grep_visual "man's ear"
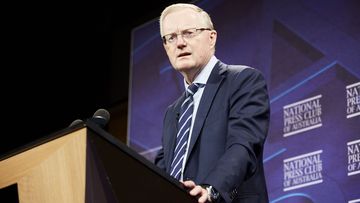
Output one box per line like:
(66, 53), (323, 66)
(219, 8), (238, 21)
(209, 30), (217, 47)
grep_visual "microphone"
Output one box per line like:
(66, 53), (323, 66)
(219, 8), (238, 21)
(88, 108), (110, 128)
(69, 119), (84, 127)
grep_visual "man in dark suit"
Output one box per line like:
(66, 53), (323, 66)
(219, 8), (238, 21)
(154, 3), (270, 203)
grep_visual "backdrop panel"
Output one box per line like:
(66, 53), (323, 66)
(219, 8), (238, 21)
(128, 0), (360, 202)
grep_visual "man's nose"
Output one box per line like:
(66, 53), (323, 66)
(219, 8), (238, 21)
(176, 34), (187, 46)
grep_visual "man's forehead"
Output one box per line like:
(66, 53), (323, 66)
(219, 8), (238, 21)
(163, 10), (202, 32)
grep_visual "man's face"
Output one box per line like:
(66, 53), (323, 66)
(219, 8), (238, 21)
(162, 9), (216, 75)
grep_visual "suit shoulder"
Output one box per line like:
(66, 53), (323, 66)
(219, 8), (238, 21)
(227, 64), (251, 73)
(225, 64), (264, 79)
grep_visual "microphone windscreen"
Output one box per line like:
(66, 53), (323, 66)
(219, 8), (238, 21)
(69, 119), (83, 127)
(91, 108), (110, 128)
(93, 108), (110, 121)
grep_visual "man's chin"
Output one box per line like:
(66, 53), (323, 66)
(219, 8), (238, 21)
(175, 61), (194, 70)
(175, 66), (193, 72)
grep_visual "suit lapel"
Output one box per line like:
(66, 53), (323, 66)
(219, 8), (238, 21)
(186, 62), (227, 160)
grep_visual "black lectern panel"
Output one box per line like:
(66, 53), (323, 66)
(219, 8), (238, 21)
(86, 121), (197, 203)
(0, 184), (19, 203)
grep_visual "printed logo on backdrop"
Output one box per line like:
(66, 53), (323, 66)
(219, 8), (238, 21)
(283, 95), (322, 137)
(283, 150), (323, 191)
(346, 82), (360, 119)
(347, 139), (360, 176)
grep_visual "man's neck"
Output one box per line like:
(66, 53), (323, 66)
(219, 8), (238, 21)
(183, 55), (215, 84)
(183, 66), (204, 84)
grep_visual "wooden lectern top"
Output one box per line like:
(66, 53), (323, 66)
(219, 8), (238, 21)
(0, 121), (197, 203)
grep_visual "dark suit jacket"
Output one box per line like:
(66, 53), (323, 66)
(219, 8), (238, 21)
(155, 60), (270, 203)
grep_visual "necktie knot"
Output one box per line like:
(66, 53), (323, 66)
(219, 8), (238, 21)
(186, 83), (204, 97)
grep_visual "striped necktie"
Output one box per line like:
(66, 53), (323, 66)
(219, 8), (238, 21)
(170, 83), (203, 180)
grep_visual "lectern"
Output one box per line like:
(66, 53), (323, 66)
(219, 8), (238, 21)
(0, 121), (197, 203)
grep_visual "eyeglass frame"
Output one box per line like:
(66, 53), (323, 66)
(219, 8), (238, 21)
(162, 28), (212, 45)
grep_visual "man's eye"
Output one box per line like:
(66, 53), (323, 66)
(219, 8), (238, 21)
(183, 31), (194, 37)
(168, 35), (176, 41)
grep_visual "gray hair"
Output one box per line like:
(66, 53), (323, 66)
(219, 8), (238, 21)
(159, 3), (214, 37)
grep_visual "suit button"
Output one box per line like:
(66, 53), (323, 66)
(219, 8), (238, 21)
(184, 177), (193, 181)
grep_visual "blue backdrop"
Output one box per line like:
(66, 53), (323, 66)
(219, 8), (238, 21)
(128, 0), (360, 202)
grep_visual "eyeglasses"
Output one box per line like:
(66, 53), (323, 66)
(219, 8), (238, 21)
(162, 28), (211, 44)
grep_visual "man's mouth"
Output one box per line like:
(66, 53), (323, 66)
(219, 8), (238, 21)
(178, 52), (191, 58)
